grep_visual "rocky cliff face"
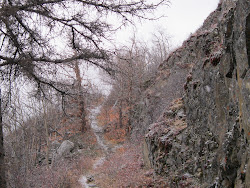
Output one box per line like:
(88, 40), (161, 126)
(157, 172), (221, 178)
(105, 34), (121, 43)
(143, 0), (249, 187)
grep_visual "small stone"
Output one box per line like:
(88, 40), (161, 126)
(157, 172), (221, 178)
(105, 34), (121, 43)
(87, 175), (94, 183)
(208, 132), (213, 136)
(205, 85), (211, 93)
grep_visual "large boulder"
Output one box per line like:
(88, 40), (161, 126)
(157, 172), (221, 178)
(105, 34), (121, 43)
(55, 140), (74, 159)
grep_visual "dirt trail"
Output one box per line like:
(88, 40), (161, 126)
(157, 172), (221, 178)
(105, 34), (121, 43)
(79, 106), (113, 188)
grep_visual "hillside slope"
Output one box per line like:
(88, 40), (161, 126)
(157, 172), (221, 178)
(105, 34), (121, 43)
(142, 0), (249, 187)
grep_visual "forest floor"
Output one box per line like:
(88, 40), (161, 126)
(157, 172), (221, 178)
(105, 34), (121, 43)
(26, 105), (168, 188)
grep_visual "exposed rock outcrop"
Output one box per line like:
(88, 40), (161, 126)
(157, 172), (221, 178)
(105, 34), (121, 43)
(143, 0), (249, 187)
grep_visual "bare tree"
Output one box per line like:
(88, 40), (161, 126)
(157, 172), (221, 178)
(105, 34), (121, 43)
(0, 0), (169, 94)
(145, 27), (172, 78)
(101, 28), (171, 136)
(0, 0), (169, 185)
(106, 38), (149, 135)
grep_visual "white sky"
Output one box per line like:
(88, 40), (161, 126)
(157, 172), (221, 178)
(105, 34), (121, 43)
(89, 0), (220, 93)
(115, 0), (220, 47)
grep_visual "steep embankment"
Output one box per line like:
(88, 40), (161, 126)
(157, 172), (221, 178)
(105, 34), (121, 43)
(143, 0), (249, 187)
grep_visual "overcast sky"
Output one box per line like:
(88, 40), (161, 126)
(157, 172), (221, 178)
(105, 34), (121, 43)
(88, 0), (221, 93)
(115, 0), (220, 47)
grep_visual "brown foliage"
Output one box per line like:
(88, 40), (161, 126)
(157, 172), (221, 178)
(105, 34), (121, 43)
(97, 105), (128, 144)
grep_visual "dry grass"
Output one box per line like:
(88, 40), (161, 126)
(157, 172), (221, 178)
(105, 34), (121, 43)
(93, 142), (169, 188)
(7, 129), (101, 188)
(104, 125), (126, 145)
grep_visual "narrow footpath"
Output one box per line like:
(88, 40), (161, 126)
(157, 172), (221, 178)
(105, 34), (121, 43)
(78, 105), (153, 188)
(79, 106), (114, 188)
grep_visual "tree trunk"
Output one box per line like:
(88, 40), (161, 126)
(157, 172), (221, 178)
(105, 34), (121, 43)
(42, 100), (50, 168)
(74, 62), (87, 132)
(0, 89), (6, 188)
(79, 100), (87, 132)
(126, 76), (133, 136)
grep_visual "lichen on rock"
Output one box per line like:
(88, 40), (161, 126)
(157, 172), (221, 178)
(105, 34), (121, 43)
(143, 0), (250, 187)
